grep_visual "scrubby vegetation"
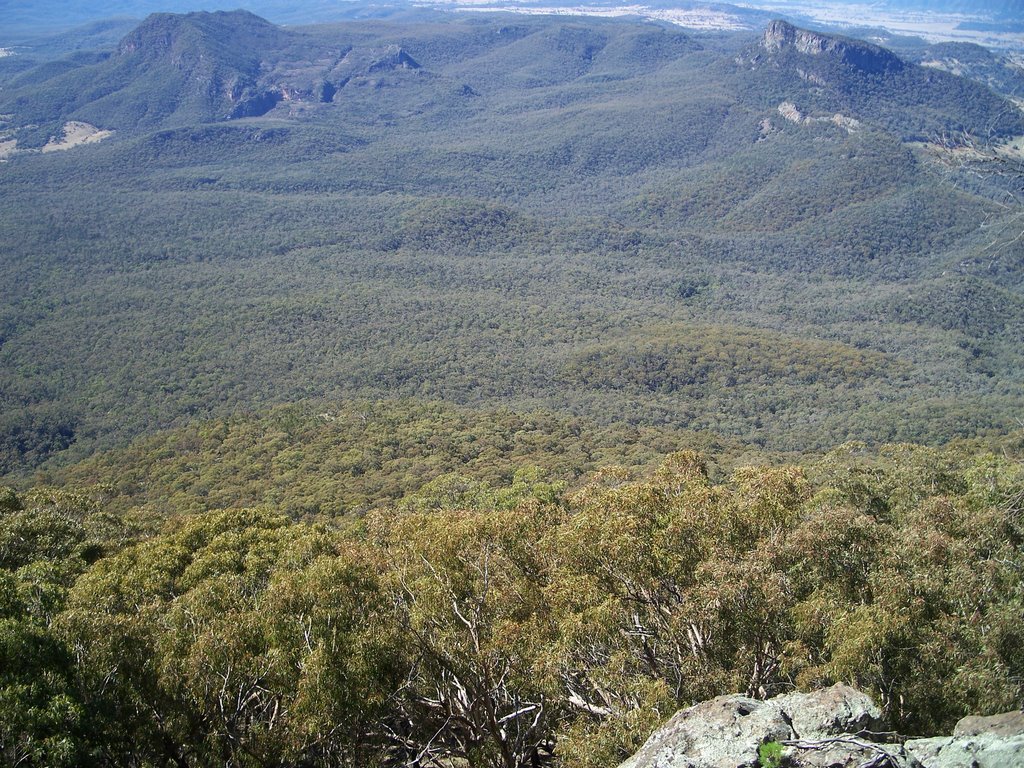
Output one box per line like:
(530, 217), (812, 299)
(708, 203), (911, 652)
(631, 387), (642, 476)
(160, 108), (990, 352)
(3, 438), (1023, 766)
(2, 12), (1023, 766)
(49, 399), (752, 520)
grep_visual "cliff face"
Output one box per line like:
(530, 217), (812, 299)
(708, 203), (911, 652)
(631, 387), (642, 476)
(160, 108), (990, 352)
(744, 19), (1024, 140)
(111, 11), (283, 122)
(760, 19), (904, 75)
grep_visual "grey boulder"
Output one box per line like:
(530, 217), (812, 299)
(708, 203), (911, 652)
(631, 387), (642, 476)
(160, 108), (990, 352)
(906, 710), (1024, 768)
(617, 683), (914, 768)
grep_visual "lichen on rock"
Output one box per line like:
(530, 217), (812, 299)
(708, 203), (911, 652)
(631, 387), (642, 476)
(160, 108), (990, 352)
(615, 684), (1024, 768)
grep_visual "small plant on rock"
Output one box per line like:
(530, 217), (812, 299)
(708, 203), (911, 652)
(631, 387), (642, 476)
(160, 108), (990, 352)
(758, 740), (784, 768)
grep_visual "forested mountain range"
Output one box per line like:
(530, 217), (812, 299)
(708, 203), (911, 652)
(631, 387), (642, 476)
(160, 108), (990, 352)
(2, 11), (1023, 476)
(2, 9), (1024, 767)
(2, 12), (1021, 142)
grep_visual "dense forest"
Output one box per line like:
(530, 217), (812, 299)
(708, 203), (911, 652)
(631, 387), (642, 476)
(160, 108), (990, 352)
(2, 13), (1024, 476)
(3, 437), (1024, 766)
(2, 8), (1024, 767)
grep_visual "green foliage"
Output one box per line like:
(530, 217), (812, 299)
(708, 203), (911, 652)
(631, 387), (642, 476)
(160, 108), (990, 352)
(0, 602), (86, 768)
(759, 740), (784, 768)
(369, 503), (561, 767)
(783, 445), (1024, 733)
(58, 508), (398, 767)
(0, 13), (1023, 765)
(4, 436), (1024, 764)
(51, 400), (742, 520)
(744, 23), (1024, 140)
(1, 18), (1023, 476)
(0, 486), (122, 767)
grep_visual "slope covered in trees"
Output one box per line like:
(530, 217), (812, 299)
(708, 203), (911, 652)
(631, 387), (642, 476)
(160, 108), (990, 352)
(46, 399), (754, 521)
(2, 438), (1023, 766)
(2, 14), (1023, 476)
(2, 12), (1024, 765)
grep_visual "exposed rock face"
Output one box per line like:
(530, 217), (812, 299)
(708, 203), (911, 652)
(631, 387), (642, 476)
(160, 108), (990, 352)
(779, 686), (880, 739)
(775, 101), (860, 133)
(227, 89), (282, 119)
(743, 19), (1024, 141)
(616, 693), (790, 768)
(906, 710), (1024, 768)
(115, 14), (426, 121)
(777, 101), (802, 123)
(760, 19), (904, 75)
(954, 711), (1024, 739)
(367, 45), (420, 73)
(906, 735), (1024, 767)
(617, 686), (1024, 768)
(616, 683), (915, 768)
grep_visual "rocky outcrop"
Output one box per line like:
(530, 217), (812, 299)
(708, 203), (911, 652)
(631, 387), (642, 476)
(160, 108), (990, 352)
(367, 46), (420, 73)
(227, 89), (282, 119)
(744, 19), (1024, 140)
(955, 711), (1024, 738)
(759, 20), (904, 75)
(617, 684), (913, 768)
(775, 101), (860, 132)
(906, 711), (1024, 768)
(618, 686), (1024, 768)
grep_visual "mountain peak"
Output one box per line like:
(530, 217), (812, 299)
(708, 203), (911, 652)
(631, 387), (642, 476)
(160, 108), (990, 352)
(117, 10), (282, 60)
(760, 19), (904, 74)
(367, 45), (421, 73)
(748, 19), (1024, 141)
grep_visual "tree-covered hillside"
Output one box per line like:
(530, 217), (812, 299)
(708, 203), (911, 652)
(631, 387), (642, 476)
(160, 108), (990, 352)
(48, 399), (754, 521)
(2, 14), (1023, 477)
(3, 436), (1023, 766)
(2, 12), (1024, 766)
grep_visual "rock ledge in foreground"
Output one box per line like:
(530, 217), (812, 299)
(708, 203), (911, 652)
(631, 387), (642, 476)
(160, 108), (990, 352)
(617, 684), (1024, 768)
